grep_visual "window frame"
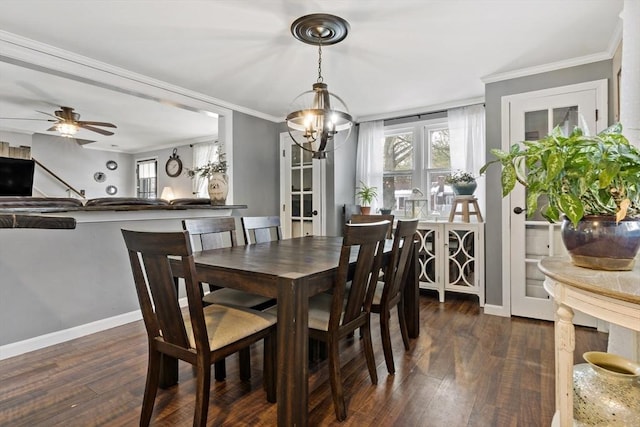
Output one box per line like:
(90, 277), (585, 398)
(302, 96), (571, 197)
(136, 158), (158, 199)
(383, 117), (451, 217)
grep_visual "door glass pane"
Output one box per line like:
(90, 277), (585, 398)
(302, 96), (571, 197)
(291, 144), (300, 167)
(292, 194), (300, 217)
(302, 143), (313, 165)
(303, 168), (312, 191)
(292, 169), (301, 191)
(524, 110), (550, 221)
(303, 194), (312, 217)
(553, 106), (579, 135)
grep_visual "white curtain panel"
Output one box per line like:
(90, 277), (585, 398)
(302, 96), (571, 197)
(448, 104), (486, 215)
(355, 120), (385, 213)
(192, 142), (216, 197)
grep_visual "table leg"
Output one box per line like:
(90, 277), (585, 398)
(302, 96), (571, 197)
(277, 274), (309, 427)
(556, 303), (575, 427)
(403, 241), (420, 338)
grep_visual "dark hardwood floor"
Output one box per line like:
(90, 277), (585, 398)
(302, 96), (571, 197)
(0, 292), (607, 426)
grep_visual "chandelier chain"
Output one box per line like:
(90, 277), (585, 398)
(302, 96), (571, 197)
(317, 42), (323, 83)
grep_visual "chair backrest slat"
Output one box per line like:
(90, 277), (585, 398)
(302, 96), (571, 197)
(333, 221), (388, 328)
(384, 219), (420, 303)
(241, 216), (282, 244)
(183, 217), (238, 250)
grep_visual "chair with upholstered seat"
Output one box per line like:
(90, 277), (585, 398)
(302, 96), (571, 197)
(121, 229), (276, 427)
(293, 220), (388, 421)
(370, 218), (419, 374)
(182, 217), (276, 381)
(241, 216), (282, 244)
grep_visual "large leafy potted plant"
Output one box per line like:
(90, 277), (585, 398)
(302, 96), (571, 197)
(356, 181), (378, 215)
(480, 123), (640, 270)
(187, 153), (229, 205)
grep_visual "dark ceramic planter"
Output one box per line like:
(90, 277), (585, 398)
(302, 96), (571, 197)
(452, 181), (477, 196)
(561, 216), (640, 271)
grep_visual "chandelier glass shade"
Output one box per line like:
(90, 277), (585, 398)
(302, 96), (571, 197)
(56, 122), (79, 137)
(286, 14), (353, 159)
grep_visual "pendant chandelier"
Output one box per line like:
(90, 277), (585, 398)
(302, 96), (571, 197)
(286, 14), (353, 159)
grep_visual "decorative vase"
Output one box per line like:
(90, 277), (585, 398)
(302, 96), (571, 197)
(452, 181), (477, 196)
(561, 216), (640, 271)
(207, 172), (228, 205)
(573, 351), (640, 426)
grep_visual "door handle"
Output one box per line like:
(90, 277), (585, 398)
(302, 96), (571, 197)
(312, 210), (318, 216)
(513, 206), (526, 215)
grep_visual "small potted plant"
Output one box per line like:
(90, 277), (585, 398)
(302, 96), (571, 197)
(356, 180), (378, 215)
(480, 123), (640, 270)
(445, 170), (477, 196)
(187, 153), (229, 205)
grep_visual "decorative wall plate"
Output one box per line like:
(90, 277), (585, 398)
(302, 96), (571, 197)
(94, 171), (106, 182)
(106, 160), (118, 170)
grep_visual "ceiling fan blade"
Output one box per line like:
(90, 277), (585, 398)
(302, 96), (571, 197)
(36, 110), (59, 119)
(0, 117), (50, 121)
(80, 124), (114, 136)
(78, 121), (117, 128)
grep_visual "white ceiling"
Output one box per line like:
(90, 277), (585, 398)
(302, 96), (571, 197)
(0, 0), (624, 152)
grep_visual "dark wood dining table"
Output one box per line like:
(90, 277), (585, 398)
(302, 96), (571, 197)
(168, 235), (419, 426)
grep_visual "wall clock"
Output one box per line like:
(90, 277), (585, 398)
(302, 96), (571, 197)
(165, 148), (183, 177)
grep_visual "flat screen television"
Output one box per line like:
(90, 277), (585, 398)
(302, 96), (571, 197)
(0, 157), (35, 196)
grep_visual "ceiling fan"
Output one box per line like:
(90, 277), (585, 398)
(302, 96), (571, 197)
(0, 106), (117, 138)
(42, 106), (117, 137)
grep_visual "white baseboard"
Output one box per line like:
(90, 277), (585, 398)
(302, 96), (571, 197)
(0, 297), (188, 361)
(483, 303), (510, 317)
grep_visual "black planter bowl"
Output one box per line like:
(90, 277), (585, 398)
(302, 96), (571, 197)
(561, 216), (640, 271)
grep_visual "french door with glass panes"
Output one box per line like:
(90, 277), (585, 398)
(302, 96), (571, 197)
(506, 80), (606, 324)
(279, 132), (325, 238)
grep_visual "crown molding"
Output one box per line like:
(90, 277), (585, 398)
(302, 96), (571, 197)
(481, 50), (613, 84)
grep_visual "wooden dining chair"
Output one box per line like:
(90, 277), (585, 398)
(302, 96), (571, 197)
(121, 229), (277, 427)
(182, 217), (276, 381)
(370, 218), (419, 374)
(292, 220), (388, 421)
(350, 213), (395, 238)
(241, 216), (282, 244)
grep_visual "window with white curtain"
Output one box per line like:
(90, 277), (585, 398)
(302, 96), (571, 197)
(383, 118), (451, 216)
(136, 158), (157, 198)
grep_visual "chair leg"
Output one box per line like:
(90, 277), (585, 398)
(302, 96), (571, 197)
(362, 320), (378, 385)
(193, 359), (211, 427)
(140, 349), (161, 427)
(379, 309), (396, 375)
(239, 348), (251, 381)
(397, 300), (410, 351)
(264, 330), (277, 403)
(214, 359), (226, 381)
(327, 337), (347, 421)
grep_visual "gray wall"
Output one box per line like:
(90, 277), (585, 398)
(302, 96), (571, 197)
(232, 111), (280, 216)
(135, 144), (196, 199)
(484, 60), (614, 306)
(31, 134), (134, 198)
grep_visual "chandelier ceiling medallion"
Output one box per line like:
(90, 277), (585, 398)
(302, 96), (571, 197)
(286, 14), (353, 159)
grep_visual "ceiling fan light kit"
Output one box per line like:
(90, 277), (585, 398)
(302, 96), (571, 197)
(286, 13), (353, 159)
